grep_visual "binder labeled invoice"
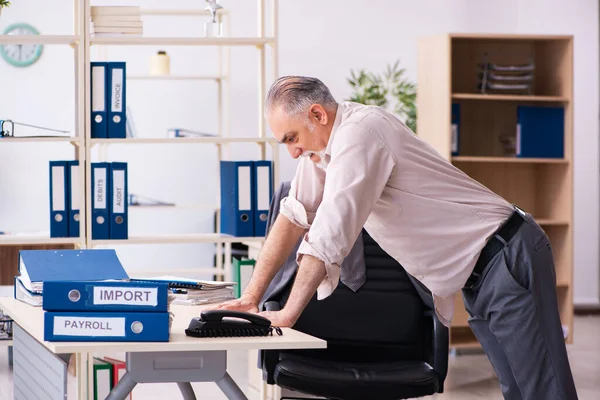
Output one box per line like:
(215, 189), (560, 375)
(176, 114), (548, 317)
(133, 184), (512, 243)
(107, 62), (126, 138)
(49, 160), (69, 237)
(220, 161), (254, 237)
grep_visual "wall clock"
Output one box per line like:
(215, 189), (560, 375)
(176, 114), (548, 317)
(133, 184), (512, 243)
(0, 23), (43, 67)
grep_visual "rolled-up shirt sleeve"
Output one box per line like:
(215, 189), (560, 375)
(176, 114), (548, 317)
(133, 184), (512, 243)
(279, 156), (326, 229)
(297, 122), (396, 299)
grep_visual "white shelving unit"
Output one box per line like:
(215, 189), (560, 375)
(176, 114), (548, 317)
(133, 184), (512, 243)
(0, 0), (279, 282)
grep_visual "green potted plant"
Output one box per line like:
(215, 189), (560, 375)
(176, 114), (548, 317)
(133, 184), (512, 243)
(346, 60), (417, 133)
(0, 1), (10, 16)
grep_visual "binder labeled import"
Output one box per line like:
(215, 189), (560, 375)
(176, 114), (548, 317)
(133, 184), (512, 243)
(42, 280), (169, 312)
(49, 161), (69, 238)
(220, 161), (254, 237)
(44, 311), (170, 342)
(91, 61), (108, 138)
(107, 62), (126, 139)
(252, 160), (273, 237)
(109, 162), (128, 239)
(92, 162), (111, 240)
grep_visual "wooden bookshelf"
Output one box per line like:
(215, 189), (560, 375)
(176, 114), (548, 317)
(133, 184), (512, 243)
(417, 33), (574, 347)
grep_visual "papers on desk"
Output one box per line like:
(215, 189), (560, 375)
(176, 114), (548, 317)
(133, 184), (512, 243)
(131, 275), (236, 305)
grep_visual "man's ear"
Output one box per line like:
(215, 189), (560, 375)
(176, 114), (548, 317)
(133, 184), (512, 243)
(310, 104), (328, 126)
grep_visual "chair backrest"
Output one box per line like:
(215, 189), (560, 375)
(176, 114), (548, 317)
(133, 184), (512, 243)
(281, 230), (427, 363)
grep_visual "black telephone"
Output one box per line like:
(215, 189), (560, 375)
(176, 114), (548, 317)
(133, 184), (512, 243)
(185, 310), (283, 338)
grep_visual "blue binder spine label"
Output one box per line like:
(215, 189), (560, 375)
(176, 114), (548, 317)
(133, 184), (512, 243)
(95, 168), (107, 211)
(54, 316), (125, 337)
(93, 286), (158, 306)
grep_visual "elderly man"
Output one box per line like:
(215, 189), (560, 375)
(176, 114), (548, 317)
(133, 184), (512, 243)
(214, 76), (578, 399)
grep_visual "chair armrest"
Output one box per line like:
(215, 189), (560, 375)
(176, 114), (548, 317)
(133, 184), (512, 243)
(260, 300), (282, 384)
(424, 310), (449, 388)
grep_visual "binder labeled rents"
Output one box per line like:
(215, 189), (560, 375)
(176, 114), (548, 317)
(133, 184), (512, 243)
(107, 62), (127, 139)
(109, 162), (128, 239)
(49, 161), (69, 238)
(42, 280), (169, 312)
(220, 161), (254, 237)
(91, 61), (108, 138)
(252, 160), (273, 237)
(67, 160), (81, 237)
(92, 162), (111, 239)
(44, 311), (170, 342)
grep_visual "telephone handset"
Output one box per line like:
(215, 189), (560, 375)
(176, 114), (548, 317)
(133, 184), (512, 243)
(185, 310), (283, 338)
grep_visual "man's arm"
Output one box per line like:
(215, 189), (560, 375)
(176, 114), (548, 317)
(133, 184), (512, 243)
(211, 214), (305, 312)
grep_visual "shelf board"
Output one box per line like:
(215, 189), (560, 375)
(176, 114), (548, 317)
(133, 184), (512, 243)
(90, 234), (266, 246)
(0, 340), (13, 347)
(130, 204), (217, 210)
(0, 236), (82, 246)
(127, 75), (223, 81)
(140, 8), (229, 16)
(91, 37), (274, 46)
(452, 156), (568, 164)
(452, 93), (569, 102)
(535, 219), (570, 226)
(91, 137), (276, 145)
(0, 35), (78, 45)
(0, 137), (79, 144)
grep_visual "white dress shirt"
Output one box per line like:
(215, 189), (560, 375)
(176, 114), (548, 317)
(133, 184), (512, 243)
(279, 101), (514, 326)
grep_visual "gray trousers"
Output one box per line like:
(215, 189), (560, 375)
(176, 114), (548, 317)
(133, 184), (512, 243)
(462, 212), (578, 400)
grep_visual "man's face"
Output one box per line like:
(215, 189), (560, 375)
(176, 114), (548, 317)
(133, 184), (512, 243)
(268, 105), (328, 163)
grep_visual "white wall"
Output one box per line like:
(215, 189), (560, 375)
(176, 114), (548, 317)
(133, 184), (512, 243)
(0, 0), (598, 305)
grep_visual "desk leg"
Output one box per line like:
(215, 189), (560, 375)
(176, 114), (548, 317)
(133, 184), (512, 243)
(216, 372), (247, 400)
(106, 372), (137, 400)
(177, 382), (197, 400)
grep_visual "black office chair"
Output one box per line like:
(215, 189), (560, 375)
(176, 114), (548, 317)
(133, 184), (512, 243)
(260, 230), (449, 400)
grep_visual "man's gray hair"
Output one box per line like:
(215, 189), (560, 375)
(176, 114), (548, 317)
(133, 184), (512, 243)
(265, 76), (338, 117)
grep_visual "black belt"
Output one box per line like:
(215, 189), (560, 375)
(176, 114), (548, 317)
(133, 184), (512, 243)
(464, 209), (525, 289)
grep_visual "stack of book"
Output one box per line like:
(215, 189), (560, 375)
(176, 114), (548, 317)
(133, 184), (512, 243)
(90, 6), (143, 37)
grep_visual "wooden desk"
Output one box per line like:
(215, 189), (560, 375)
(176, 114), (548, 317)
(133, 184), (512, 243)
(0, 297), (326, 399)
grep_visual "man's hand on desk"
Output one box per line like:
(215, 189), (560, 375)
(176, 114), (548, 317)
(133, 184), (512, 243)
(258, 309), (297, 328)
(206, 293), (260, 313)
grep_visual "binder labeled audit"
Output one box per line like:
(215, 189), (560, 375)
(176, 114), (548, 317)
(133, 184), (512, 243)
(109, 162), (128, 239)
(67, 160), (81, 237)
(91, 61), (108, 138)
(252, 160), (273, 237)
(220, 161), (254, 237)
(92, 162), (111, 239)
(49, 161), (69, 237)
(107, 62), (127, 139)
(44, 311), (170, 342)
(42, 280), (169, 312)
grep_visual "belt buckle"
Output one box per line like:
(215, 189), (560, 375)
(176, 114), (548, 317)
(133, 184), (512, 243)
(465, 271), (481, 289)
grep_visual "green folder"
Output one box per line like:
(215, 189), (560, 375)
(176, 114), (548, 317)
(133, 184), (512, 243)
(93, 357), (114, 400)
(232, 258), (256, 298)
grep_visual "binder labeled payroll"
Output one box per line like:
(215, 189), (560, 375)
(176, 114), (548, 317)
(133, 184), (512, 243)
(220, 161), (254, 237)
(91, 61), (108, 138)
(107, 62), (127, 139)
(109, 162), (128, 239)
(44, 311), (170, 342)
(49, 161), (69, 237)
(451, 103), (460, 156)
(42, 280), (169, 312)
(67, 160), (81, 237)
(18, 249), (129, 294)
(252, 161), (273, 237)
(516, 106), (564, 158)
(92, 162), (111, 239)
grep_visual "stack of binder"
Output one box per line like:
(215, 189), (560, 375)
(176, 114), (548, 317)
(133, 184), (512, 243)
(91, 61), (127, 139)
(90, 6), (143, 37)
(49, 160), (80, 238)
(91, 161), (129, 240)
(220, 160), (273, 237)
(14, 249), (130, 307)
(43, 280), (171, 342)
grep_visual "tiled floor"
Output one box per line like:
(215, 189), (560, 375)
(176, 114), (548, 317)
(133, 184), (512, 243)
(0, 315), (597, 399)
